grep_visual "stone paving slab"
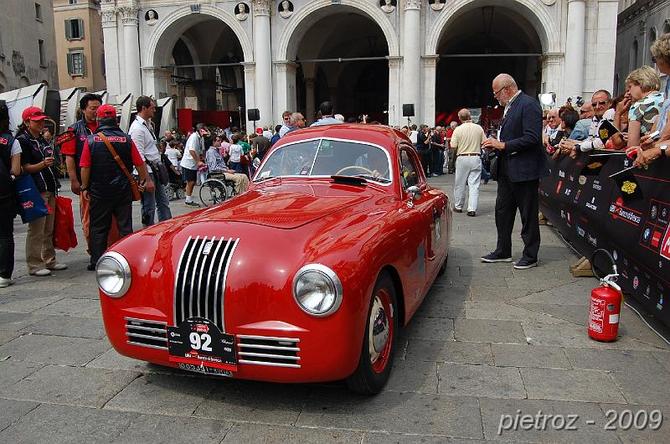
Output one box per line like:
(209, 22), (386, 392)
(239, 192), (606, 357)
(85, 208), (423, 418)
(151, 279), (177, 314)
(0, 330), (19, 346)
(437, 363), (526, 399)
(0, 291), (65, 313)
(296, 390), (484, 439)
(31, 297), (102, 319)
(454, 319), (527, 344)
(104, 373), (214, 416)
(113, 413), (232, 444)
(2, 365), (139, 408)
(0, 403), (135, 444)
(0, 333), (109, 365)
(0, 360), (43, 390)
(520, 368), (627, 404)
(491, 344), (572, 369)
(0, 399), (39, 434)
(599, 403), (669, 443)
(362, 432), (487, 443)
(194, 380), (310, 425)
(19, 314), (107, 339)
(222, 423), (363, 443)
(405, 339), (494, 365)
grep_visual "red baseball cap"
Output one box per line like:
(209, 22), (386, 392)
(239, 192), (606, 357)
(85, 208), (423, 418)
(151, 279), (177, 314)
(22, 106), (47, 122)
(96, 104), (117, 119)
(255, 127), (263, 135)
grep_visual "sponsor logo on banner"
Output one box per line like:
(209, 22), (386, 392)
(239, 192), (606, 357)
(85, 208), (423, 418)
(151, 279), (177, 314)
(573, 189), (582, 203)
(577, 225), (586, 237)
(661, 225), (670, 261)
(586, 197), (597, 211)
(587, 234), (597, 247)
(556, 180), (563, 195)
(593, 180), (602, 191)
(609, 198), (642, 226)
(558, 170), (565, 178)
(579, 175), (587, 185)
(652, 230), (662, 248)
(651, 205), (658, 220)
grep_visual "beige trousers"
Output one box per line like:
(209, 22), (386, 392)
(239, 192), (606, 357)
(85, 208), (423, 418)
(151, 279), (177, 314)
(26, 191), (56, 273)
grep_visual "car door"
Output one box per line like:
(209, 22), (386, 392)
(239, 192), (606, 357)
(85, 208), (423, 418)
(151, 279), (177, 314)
(397, 146), (438, 309)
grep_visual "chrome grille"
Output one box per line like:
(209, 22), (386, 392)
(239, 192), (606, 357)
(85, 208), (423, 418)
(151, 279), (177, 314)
(237, 335), (301, 368)
(125, 317), (167, 350)
(174, 236), (239, 332)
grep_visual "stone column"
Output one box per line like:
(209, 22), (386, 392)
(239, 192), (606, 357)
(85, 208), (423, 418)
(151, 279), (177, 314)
(119, 6), (142, 98)
(593, 0), (619, 93)
(252, 0), (273, 128)
(422, 55), (438, 127)
(243, 63), (256, 130)
(387, 57), (402, 126)
(563, 0), (586, 101)
(273, 61), (297, 122)
(305, 78), (316, 123)
(542, 53), (564, 101)
(402, 0), (422, 123)
(100, 7), (121, 102)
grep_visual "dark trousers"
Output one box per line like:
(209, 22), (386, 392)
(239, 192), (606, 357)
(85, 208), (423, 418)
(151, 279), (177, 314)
(494, 167), (541, 261)
(89, 195), (133, 266)
(0, 199), (16, 279)
(448, 148), (457, 173)
(418, 150), (431, 175)
(432, 148), (444, 175)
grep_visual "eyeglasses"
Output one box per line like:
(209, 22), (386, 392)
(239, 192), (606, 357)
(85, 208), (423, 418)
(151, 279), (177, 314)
(493, 85), (507, 97)
(591, 101), (608, 107)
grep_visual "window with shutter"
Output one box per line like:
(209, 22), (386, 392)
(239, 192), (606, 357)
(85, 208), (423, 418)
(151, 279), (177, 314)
(65, 18), (84, 40)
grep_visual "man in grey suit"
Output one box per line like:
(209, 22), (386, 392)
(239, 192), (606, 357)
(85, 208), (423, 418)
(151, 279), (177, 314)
(481, 74), (547, 269)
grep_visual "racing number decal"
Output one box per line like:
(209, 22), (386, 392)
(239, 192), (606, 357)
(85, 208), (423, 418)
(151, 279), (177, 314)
(189, 332), (213, 352)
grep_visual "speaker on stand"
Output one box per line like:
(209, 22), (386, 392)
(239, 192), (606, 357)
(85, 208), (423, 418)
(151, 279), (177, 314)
(247, 108), (260, 133)
(402, 104), (414, 126)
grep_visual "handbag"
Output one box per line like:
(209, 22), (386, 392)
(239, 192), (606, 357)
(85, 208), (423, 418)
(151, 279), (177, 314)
(14, 174), (50, 223)
(98, 132), (141, 201)
(53, 195), (78, 251)
(150, 160), (169, 186)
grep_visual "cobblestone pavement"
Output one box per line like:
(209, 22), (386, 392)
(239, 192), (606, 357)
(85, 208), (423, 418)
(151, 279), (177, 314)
(1, 176), (669, 443)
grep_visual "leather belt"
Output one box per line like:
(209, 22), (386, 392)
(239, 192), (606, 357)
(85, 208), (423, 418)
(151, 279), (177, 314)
(458, 153), (480, 156)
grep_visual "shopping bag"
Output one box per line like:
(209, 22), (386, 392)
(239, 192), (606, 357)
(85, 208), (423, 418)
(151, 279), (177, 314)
(53, 195), (78, 251)
(14, 174), (49, 223)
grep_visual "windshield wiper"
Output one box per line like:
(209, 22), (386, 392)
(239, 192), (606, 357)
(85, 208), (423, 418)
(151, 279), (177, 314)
(331, 175), (367, 186)
(253, 175), (276, 183)
(354, 174), (391, 184)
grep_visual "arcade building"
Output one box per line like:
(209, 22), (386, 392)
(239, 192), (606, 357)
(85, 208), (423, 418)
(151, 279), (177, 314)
(100, 0), (619, 129)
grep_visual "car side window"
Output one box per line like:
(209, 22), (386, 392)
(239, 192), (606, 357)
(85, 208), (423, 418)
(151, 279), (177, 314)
(399, 149), (420, 189)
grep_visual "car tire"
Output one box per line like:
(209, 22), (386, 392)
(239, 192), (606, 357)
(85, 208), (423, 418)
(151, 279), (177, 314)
(346, 271), (397, 395)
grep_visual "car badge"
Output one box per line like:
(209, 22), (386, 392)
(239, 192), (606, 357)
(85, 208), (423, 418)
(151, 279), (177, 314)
(202, 241), (214, 255)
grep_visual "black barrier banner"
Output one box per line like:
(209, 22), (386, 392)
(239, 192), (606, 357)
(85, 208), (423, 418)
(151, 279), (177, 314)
(540, 152), (670, 327)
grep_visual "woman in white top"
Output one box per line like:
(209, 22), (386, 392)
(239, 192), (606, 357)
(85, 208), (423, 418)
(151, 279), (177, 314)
(228, 134), (244, 174)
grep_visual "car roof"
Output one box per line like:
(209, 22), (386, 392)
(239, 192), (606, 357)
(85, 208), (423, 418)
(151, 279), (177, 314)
(278, 124), (411, 149)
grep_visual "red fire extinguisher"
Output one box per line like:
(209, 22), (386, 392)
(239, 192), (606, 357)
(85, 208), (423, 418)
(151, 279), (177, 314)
(588, 249), (623, 342)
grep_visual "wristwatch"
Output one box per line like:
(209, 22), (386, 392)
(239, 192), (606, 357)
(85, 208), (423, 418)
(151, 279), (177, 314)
(660, 144), (668, 156)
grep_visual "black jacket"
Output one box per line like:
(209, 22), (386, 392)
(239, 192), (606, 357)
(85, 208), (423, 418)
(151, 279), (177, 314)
(86, 124), (134, 200)
(498, 92), (548, 182)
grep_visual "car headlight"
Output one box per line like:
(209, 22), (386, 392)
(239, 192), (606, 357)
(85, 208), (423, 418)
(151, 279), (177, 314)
(96, 251), (131, 298)
(293, 264), (343, 317)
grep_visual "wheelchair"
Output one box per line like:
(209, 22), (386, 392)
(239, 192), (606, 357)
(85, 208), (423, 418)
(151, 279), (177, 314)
(199, 173), (238, 207)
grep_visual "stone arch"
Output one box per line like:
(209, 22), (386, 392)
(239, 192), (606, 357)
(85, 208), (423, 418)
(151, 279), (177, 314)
(276, 0), (400, 61)
(425, 0), (557, 56)
(144, 4), (254, 68)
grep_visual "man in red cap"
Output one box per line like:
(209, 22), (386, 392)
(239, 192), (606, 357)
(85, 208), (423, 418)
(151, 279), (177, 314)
(79, 104), (151, 270)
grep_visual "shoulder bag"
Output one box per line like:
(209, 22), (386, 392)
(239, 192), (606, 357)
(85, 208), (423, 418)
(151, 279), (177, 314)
(98, 132), (141, 201)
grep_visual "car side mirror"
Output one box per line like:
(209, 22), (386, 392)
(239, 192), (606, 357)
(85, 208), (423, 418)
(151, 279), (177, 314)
(407, 185), (422, 201)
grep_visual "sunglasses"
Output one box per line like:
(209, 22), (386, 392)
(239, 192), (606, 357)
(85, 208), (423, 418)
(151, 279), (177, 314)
(591, 100), (609, 107)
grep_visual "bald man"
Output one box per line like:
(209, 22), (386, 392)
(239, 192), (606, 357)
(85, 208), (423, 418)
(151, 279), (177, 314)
(481, 73), (547, 269)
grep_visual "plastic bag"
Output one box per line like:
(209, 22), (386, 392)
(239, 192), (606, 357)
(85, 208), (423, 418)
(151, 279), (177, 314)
(53, 195), (78, 251)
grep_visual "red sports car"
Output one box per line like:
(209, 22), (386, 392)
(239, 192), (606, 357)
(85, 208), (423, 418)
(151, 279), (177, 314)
(97, 124), (451, 394)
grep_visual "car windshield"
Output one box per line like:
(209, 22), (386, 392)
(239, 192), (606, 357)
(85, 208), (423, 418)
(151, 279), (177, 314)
(254, 138), (392, 184)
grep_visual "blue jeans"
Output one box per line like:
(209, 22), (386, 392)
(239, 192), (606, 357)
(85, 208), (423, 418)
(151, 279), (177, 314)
(141, 172), (172, 226)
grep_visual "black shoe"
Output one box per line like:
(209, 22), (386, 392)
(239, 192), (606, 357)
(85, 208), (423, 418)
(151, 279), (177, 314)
(481, 252), (512, 263)
(513, 258), (538, 269)
(453, 207), (463, 213)
(86, 264), (96, 271)
(467, 211), (476, 217)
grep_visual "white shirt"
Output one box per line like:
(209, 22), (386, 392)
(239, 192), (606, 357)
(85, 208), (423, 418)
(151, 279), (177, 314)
(228, 144), (243, 163)
(10, 139), (21, 156)
(409, 130), (418, 144)
(579, 108), (616, 152)
(181, 132), (203, 170)
(129, 115), (160, 171)
(279, 124), (291, 138)
(165, 147), (181, 167)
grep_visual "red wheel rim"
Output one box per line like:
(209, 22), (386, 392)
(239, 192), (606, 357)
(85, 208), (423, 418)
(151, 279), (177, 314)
(368, 288), (394, 373)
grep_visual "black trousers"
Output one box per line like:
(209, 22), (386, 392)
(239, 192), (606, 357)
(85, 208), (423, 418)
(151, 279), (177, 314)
(432, 148), (444, 175)
(89, 194), (133, 266)
(0, 199), (16, 279)
(494, 165), (541, 261)
(418, 150), (431, 175)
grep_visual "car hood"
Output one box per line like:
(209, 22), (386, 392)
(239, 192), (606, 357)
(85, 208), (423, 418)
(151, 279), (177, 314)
(190, 183), (376, 229)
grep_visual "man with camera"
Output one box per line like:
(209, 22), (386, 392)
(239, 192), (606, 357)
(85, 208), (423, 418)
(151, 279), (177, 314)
(129, 96), (172, 225)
